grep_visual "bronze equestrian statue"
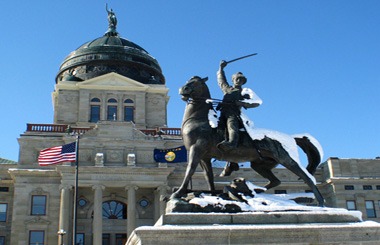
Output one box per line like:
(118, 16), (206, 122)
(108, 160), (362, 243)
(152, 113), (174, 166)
(171, 76), (325, 206)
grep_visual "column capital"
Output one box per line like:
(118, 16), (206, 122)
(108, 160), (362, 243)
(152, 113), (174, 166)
(125, 185), (138, 191)
(155, 185), (169, 191)
(155, 186), (169, 195)
(59, 184), (73, 191)
(92, 184), (105, 191)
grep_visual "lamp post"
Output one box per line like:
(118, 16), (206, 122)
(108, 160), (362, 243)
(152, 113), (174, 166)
(57, 229), (66, 245)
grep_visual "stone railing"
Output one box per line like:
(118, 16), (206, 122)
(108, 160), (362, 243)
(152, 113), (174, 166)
(139, 127), (181, 136)
(26, 124), (93, 134)
(26, 124), (181, 136)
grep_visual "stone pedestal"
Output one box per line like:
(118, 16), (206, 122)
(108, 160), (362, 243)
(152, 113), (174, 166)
(127, 210), (380, 244)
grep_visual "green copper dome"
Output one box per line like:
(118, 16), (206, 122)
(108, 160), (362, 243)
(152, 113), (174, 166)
(56, 8), (165, 84)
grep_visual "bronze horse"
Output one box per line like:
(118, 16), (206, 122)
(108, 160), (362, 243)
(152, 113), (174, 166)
(171, 76), (325, 206)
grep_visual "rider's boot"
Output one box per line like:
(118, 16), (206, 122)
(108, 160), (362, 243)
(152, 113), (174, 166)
(217, 122), (239, 151)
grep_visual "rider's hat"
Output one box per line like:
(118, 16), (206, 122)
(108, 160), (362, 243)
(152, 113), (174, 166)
(232, 72), (247, 84)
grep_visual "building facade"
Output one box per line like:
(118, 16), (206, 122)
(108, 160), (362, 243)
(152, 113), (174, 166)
(1, 11), (380, 245)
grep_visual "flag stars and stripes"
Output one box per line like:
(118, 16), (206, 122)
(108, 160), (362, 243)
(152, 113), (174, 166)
(38, 142), (76, 166)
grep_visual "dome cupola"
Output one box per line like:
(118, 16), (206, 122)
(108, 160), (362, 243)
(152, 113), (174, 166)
(56, 7), (165, 84)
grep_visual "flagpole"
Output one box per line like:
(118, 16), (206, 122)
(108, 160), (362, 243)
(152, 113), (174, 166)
(72, 134), (80, 245)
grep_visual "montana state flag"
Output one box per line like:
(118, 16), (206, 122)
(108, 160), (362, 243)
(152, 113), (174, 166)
(154, 146), (187, 163)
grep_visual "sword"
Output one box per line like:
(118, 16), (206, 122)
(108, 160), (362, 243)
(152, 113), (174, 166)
(226, 53), (257, 64)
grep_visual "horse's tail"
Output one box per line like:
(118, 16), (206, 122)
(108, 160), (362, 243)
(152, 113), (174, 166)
(293, 134), (324, 175)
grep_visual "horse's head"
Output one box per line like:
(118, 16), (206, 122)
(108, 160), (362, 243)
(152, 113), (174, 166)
(179, 76), (210, 101)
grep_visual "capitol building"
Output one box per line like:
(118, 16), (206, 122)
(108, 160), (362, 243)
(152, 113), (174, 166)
(0, 10), (379, 245)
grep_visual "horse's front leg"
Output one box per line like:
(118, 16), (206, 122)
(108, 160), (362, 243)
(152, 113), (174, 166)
(200, 158), (215, 191)
(170, 142), (204, 199)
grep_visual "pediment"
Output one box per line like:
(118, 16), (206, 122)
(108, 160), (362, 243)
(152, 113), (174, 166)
(77, 72), (150, 91)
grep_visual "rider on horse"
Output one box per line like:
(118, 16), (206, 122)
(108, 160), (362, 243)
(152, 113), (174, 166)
(216, 60), (261, 176)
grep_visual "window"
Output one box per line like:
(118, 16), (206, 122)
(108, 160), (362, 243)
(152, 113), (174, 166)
(363, 185), (373, 190)
(102, 201), (127, 219)
(90, 98), (101, 122)
(107, 98), (118, 120)
(116, 234), (127, 245)
(365, 201), (376, 218)
(107, 106), (117, 120)
(344, 185), (354, 190)
(78, 198), (88, 207)
(102, 233), (110, 245)
(0, 236), (4, 245)
(31, 195), (46, 215)
(90, 105), (100, 122)
(346, 200), (356, 210)
(29, 231), (44, 245)
(91, 98), (101, 102)
(76, 233), (85, 245)
(124, 107), (134, 122)
(0, 187), (9, 192)
(124, 99), (134, 122)
(0, 204), (7, 222)
(376, 185), (380, 190)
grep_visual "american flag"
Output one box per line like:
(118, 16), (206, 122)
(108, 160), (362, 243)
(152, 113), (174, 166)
(38, 142), (76, 166)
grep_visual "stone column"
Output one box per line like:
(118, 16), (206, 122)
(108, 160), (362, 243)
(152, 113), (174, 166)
(117, 94), (123, 122)
(101, 93), (106, 121)
(159, 186), (167, 216)
(134, 93), (146, 127)
(154, 188), (160, 222)
(154, 186), (167, 222)
(92, 185), (105, 245)
(58, 185), (72, 245)
(126, 186), (138, 236)
(355, 193), (366, 215)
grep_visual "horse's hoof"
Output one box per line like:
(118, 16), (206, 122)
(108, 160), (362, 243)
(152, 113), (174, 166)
(219, 167), (232, 177)
(219, 163), (239, 177)
(169, 193), (180, 200)
(170, 190), (186, 200)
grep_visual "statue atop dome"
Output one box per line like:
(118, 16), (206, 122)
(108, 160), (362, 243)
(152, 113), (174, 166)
(105, 4), (118, 36)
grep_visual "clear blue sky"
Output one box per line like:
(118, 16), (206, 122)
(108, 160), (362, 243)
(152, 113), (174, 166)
(1, 1), (379, 162)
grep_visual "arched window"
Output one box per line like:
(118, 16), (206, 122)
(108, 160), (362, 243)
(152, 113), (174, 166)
(90, 98), (101, 123)
(123, 99), (134, 122)
(91, 98), (101, 103)
(102, 200), (127, 219)
(107, 98), (118, 120)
